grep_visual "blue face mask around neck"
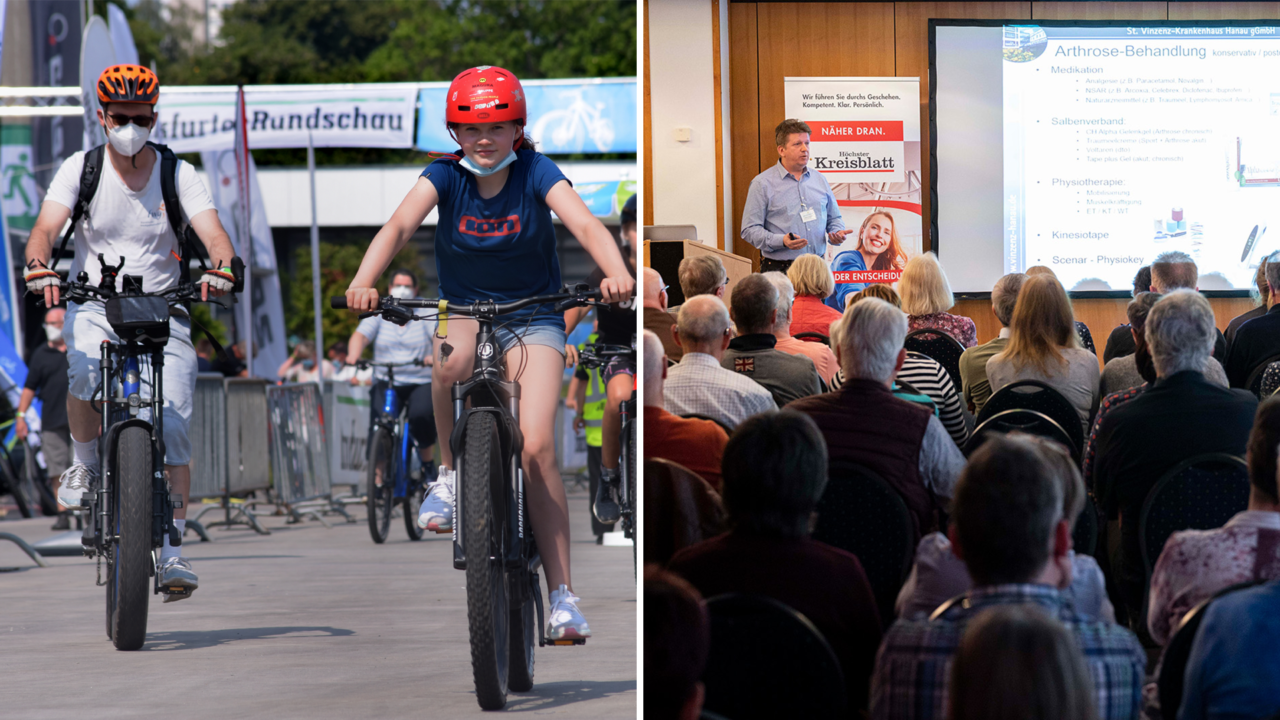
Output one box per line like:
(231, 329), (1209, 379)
(458, 147), (519, 177)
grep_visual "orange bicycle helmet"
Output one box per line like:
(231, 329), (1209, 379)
(97, 64), (159, 106)
(444, 66), (527, 149)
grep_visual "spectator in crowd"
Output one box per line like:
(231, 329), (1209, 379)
(948, 605), (1099, 720)
(1092, 290), (1257, 620)
(1102, 265), (1152, 363)
(280, 340), (334, 382)
(829, 299), (941, 415)
(15, 307), (71, 529)
(830, 210), (911, 309)
(674, 254), (727, 314)
(1025, 266), (1096, 353)
(987, 274), (1100, 434)
(645, 566), (710, 720)
(1146, 394), (1280, 645)
(643, 266), (682, 363)
(1178, 578), (1280, 720)
(762, 271), (838, 386)
(569, 316), (615, 541)
(665, 295), (776, 430)
(327, 339), (371, 384)
(642, 330), (728, 491)
(669, 410), (883, 712)
(960, 273), (1026, 414)
(1225, 259), (1270, 348)
(1109, 252), (1226, 362)
(900, 252), (977, 348)
(788, 297), (965, 540)
(740, 118), (850, 274)
(897, 434), (1114, 622)
(195, 338), (215, 372)
(849, 282), (898, 310)
(870, 434), (1146, 720)
(721, 274), (822, 407)
(214, 339), (254, 378)
(1100, 292), (1228, 398)
(786, 253), (843, 338)
(1226, 251), (1280, 388)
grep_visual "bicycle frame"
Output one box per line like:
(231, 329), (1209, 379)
(370, 364), (420, 501)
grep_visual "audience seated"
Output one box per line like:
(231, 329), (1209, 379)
(1025, 265), (1096, 354)
(645, 565), (710, 720)
(1178, 578), (1280, 720)
(848, 282), (898, 310)
(1092, 290), (1257, 620)
(788, 297), (965, 539)
(786, 254), (844, 338)
(645, 456), (728, 567)
(987, 274), (1100, 435)
(1226, 252), (1280, 388)
(1108, 252), (1227, 362)
(642, 330), (728, 490)
(896, 435), (1114, 622)
(1147, 395), (1280, 645)
(1100, 292), (1228, 398)
(1224, 259), (1270, 349)
(643, 266), (683, 363)
(870, 434), (1146, 720)
(1103, 265), (1152, 363)
(761, 271), (839, 385)
(664, 295), (777, 430)
(948, 605), (1100, 720)
(674, 254), (727, 315)
(668, 411), (883, 712)
(900, 252), (977, 348)
(960, 272), (1026, 415)
(721, 274), (822, 407)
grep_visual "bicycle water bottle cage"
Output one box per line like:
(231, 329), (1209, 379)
(106, 296), (170, 349)
(382, 302), (415, 327)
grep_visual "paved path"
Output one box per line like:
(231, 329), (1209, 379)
(0, 489), (636, 719)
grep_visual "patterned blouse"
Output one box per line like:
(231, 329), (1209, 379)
(908, 313), (978, 349)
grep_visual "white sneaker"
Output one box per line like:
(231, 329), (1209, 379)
(56, 462), (97, 511)
(417, 467), (455, 533)
(547, 584), (591, 641)
(158, 557), (198, 602)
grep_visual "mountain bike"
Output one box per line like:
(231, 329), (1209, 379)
(577, 341), (637, 580)
(359, 358), (430, 544)
(334, 284), (602, 710)
(66, 254), (241, 651)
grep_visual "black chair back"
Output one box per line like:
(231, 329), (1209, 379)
(1157, 579), (1269, 716)
(1073, 496), (1100, 558)
(904, 328), (965, 389)
(1247, 353), (1280, 398)
(1140, 453), (1250, 579)
(812, 461), (916, 623)
(962, 409), (1075, 460)
(703, 593), (847, 719)
(1261, 361), (1280, 399)
(793, 331), (829, 345)
(644, 458), (727, 567)
(977, 380), (1084, 459)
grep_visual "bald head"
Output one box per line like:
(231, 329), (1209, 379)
(643, 330), (666, 407)
(675, 295), (731, 358)
(643, 267), (666, 310)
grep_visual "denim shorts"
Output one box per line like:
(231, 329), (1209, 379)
(493, 324), (568, 357)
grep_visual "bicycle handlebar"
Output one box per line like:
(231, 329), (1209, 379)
(353, 358), (426, 370)
(331, 284), (605, 320)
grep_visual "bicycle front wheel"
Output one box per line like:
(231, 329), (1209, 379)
(110, 426), (152, 651)
(463, 412), (511, 710)
(627, 410), (637, 581)
(366, 428), (394, 544)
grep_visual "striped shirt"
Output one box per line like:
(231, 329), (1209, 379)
(831, 352), (969, 446)
(355, 305), (436, 385)
(664, 352), (777, 430)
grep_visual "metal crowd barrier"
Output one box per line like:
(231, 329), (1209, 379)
(189, 375), (271, 535)
(322, 380), (371, 503)
(266, 382), (350, 525)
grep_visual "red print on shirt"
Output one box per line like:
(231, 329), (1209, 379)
(459, 215), (521, 238)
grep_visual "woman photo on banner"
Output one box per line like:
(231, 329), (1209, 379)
(829, 209), (911, 309)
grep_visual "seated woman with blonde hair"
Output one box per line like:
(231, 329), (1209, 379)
(987, 274), (1101, 433)
(1025, 265), (1096, 354)
(899, 252), (977, 348)
(786, 254), (844, 339)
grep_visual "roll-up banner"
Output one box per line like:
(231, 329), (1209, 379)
(785, 77), (922, 288)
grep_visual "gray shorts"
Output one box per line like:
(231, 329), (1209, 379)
(63, 302), (195, 466)
(42, 427), (72, 479)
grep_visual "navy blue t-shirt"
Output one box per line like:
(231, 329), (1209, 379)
(422, 149), (569, 329)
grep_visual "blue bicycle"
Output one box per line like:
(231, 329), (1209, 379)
(361, 359), (430, 544)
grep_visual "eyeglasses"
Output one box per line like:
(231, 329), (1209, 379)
(659, 284), (669, 294)
(107, 112), (155, 129)
(722, 277), (730, 287)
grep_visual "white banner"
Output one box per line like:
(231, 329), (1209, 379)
(327, 381), (370, 488)
(201, 149), (288, 379)
(158, 85), (416, 152)
(785, 77), (924, 285)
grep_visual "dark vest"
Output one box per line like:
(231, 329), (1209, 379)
(789, 379), (937, 539)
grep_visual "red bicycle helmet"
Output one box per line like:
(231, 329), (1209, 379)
(97, 64), (159, 105)
(445, 66), (527, 149)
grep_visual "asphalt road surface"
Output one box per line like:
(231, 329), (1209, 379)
(0, 488), (637, 719)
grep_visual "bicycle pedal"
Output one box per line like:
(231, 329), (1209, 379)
(161, 586), (193, 603)
(548, 638), (586, 646)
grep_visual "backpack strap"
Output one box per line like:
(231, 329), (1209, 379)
(49, 144), (106, 273)
(152, 141), (211, 284)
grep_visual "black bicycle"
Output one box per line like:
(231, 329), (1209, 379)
(577, 341), (637, 580)
(358, 358), (430, 544)
(65, 254), (241, 651)
(334, 284), (602, 710)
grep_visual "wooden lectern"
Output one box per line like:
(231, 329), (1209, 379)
(644, 239), (753, 307)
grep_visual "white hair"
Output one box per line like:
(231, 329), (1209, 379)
(761, 271), (795, 329)
(1145, 289), (1215, 377)
(642, 330), (665, 405)
(834, 297), (908, 383)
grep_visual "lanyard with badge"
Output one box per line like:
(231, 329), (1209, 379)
(797, 179), (817, 225)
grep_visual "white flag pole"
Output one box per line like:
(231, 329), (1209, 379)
(307, 132), (323, 378)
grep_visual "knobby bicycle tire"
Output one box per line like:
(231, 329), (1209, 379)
(404, 470), (425, 541)
(111, 426), (152, 651)
(367, 428), (394, 544)
(507, 492), (536, 692)
(627, 413), (637, 581)
(463, 413), (511, 710)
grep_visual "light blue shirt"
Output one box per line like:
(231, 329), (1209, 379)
(355, 301), (436, 386)
(740, 161), (844, 261)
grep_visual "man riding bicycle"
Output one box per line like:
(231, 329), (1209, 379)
(23, 64), (239, 600)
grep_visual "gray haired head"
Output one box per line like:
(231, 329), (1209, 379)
(834, 297), (907, 383)
(1145, 289), (1215, 377)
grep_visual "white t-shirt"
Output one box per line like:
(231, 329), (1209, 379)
(44, 147), (217, 294)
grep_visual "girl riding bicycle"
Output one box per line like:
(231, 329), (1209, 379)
(345, 66), (634, 641)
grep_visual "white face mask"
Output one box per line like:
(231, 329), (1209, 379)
(107, 122), (150, 157)
(458, 148), (518, 177)
(388, 285), (414, 300)
(44, 324), (63, 343)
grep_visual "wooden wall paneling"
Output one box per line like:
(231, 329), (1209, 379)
(643, 0), (654, 226)
(1169, 2), (1280, 19)
(713, 0), (726, 250)
(728, 2), (761, 265)
(1031, 2), (1167, 20)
